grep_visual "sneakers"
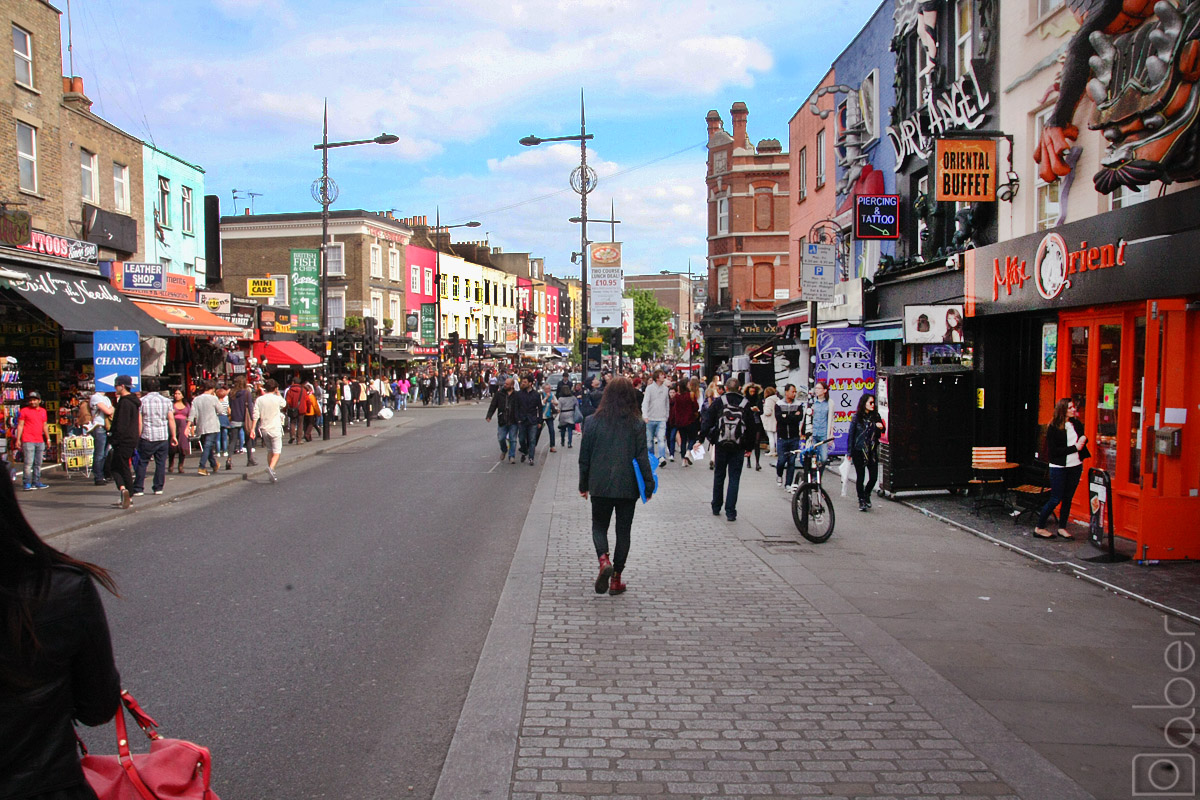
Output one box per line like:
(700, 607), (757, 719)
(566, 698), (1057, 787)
(858, 499), (869, 512)
(153, 490), (163, 495)
(669, 455), (675, 462)
(509, 457), (516, 464)
(197, 469), (210, 476)
(120, 488), (131, 509)
(595, 554), (613, 594)
(528, 459), (535, 467)
(776, 476), (784, 487)
(268, 467), (278, 483)
(22, 483), (32, 491)
(658, 458), (666, 468)
(520, 453), (526, 463)
(132, 491), (145, 497)
(608, 572), (627, 595)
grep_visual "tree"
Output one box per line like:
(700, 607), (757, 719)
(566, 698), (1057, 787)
(623, 288), (670, 360)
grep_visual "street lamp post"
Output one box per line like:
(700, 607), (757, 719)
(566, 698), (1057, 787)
(313, 100), (398, 439)
(520, 89), (595, 387)
(432, 209), (481, 404)
(660, 260), (695, 376)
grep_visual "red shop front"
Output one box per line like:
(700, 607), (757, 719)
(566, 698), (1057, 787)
(965, 187), (1200, 560)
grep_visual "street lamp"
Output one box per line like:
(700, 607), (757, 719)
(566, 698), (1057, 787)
(520, 89), (596, 387)
(660, 258), (695, 374)
(313, 100), (398, 439)
(432, 209), (481, 404)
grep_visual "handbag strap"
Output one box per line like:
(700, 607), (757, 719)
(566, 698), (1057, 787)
(114, 690), (163, 800)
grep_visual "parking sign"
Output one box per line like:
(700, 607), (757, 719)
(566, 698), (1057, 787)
(801, 243), (836, 302)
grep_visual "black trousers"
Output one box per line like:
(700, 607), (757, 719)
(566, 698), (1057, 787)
(110, 444), (136, 493)
(591, 496), (636, 573)
(852, 451), (879, 501)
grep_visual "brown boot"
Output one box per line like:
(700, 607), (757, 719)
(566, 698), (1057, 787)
(608, 572), (626, 595)
(594, 554), (613, 594)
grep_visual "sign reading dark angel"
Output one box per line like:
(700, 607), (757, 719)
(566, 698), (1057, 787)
(1036, 0), (1200, 192)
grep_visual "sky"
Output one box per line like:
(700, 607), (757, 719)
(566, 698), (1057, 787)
(62, 0), (884, 280)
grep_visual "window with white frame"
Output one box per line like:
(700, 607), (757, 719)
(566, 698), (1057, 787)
(268, 273), (289, 306)
(1034, 109), (1061, 231)
(16, 122), (36, 193)
(181, 186), (193, 234)
(389, 294), (400, 324)
(797, 146), (807, 201)
(370, 244), (382, 278)
(160, 257), (172, 272)
(955, 0), (972, 78)
(440, 273), (447, 299)
(157, 177), (171, 228)
(327, 293), (345, 330)
(816, 129), (826, 186)
(326, 242), (345, 276)
(80, 149), (97, 203)
(424, 267), (433, 295)
(1111, 184), (1151, 209)
(1037, 0), (1064, 18)
(716, 196), (729, 234)
(452, 275), (460, 300)
(411, 264), (420, 294)
(13, 25), (32, 88)
(388, 248), (400, 281)
(113, 163), (129, 211)
(370, 292), (383, 321)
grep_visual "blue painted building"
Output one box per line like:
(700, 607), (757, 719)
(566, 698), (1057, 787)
(832, 0), (897, 280)
(142, 144), (206, 288)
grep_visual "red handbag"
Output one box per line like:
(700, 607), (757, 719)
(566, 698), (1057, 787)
(79, 690), (220, 800)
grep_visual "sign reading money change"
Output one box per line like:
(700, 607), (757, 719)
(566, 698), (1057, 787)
(289, 249), (320, 331)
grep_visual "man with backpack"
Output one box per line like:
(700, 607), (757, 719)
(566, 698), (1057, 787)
(284, 377), (307, 444)
(701, 377), (758, 522)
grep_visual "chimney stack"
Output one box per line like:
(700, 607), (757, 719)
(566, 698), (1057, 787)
(730, 102), (749, 149)
(706, 110), (723, 140)
(62, 75), (92, 113)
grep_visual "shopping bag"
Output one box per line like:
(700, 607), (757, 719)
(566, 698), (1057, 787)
(632, 457), (658, 504)
(839, 456), (856, 497)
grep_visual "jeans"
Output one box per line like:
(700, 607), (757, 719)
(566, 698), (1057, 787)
(592, 496), (637, 573)
(198, 432), (219, 470)
(776, 436), (800, 486)
(1038, 464), (1083, 529)
(519, 421), (539, 463)
(677, 423), (698, 459)
(397, 393), (407, 410)
(852, 451), (879, 502)
(91, 426), (108, 482)
(217, 415), (230, 453)
(645, 419), (666, 461)
(711, 444), (744, 518)
(497, 423), (518, 459)
(558, 423), (574, 447)
(448, 386), (457, 403)
(133, 439), (169, 493)
(229, 423), (245, 452)
(666, 425), (677, 457)
(21, 442), (44, 486)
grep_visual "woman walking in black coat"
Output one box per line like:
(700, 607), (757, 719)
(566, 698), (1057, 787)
(1035, 397), (1089, 539)
(848, 393), (886, 512)
(578, 376), (655, 596)
(0, 473), (121, 799)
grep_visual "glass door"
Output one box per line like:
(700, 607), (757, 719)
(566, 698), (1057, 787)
(1094, 323), (1122, 476)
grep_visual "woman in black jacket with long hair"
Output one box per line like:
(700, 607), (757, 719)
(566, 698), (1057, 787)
(579, 376), (655, 597)
(1035, 397), (1089, 539)
(848, 393), (886, 512)
(0, 475), (121, 799)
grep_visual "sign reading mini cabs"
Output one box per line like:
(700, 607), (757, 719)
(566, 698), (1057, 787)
(247, 277), (278, 298)
(935, 138), (996, 202)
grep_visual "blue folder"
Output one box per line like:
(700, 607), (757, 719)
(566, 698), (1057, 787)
(632, 456), (658, 504)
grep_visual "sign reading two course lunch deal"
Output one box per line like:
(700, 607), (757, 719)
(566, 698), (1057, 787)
(589, 242), (623, 329)
(935, 138), (997, 202)
(93, 330), (140, 392)
(247, 277), (278, 298)
(289, 249), (320, 331)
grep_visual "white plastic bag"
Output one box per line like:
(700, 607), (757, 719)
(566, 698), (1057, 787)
(839, 456), (856, 497)
(690, 441), (706, 462)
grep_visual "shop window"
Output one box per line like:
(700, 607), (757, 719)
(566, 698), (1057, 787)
(80, 149), (97, 203)
(113, 163), (129, 211)
(326, 242), (345, 276)
(13, 25), (32, 88)
(16, 122), (36, 193)
(181, 187), (193, 234)
(1068, 324), (1089, 422)
(1035, 109), (1061, 230)
(157, 177), (171, 228)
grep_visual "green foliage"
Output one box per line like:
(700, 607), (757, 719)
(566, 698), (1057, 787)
(344, 315), (363, 331)
(623, 288), (670, 359)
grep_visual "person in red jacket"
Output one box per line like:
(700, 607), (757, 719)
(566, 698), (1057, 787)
(669, 380), (700, 466)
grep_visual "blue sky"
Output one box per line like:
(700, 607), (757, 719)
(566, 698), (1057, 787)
(63, 0), (883, 279)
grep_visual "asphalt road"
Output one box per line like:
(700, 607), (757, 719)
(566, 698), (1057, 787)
(68, 405), (539, 799)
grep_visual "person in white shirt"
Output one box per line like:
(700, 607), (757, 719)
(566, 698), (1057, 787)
(249, 378), (289, 483)
(88, 390), (114, 485)
(640, 370), (671, 467)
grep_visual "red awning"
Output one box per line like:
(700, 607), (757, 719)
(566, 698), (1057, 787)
(132, 300), (244, 336)
(254, 340), (323, 368)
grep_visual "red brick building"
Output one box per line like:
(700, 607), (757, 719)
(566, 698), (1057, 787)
(700, 102), (789, 375)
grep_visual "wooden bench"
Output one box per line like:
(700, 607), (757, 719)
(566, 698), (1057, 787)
(970, 446), (1013, 514)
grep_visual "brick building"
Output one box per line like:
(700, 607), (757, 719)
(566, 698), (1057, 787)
(701, 102), (789, 375)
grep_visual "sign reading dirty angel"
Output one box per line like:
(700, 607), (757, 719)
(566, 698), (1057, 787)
(289, 249), (320, 331)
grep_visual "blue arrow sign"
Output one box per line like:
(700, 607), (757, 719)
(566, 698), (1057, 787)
(93, 330), (141, 392)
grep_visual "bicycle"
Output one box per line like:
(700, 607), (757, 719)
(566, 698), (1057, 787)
(788, 437), (836, 543)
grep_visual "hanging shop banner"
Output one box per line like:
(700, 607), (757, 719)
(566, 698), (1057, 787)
(504, 322), (519, 354)
(589, 242), (623, 328)
(93, 330), (141, 392)
(815, 326), (875, 457)
(247, 277), (278, 298)
(935, 138), (997, 202)
(0, 209), (32, 247)
(621, 297), (635, 346)
(14, 229), (98, 263)
(801, 243), (836, 302)
(120, 261), (165, 292)
(289, 249), (320, 331)
(258, 306), (292, 334)
(197, 291), (232, 317)
(854, 195), (901, 239)
(420, 303), (437, 345)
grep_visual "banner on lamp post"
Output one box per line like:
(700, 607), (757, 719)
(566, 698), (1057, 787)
(589, 242), (623, 328)
(621, 297), (634, 346)
(289, 249), (320, 331)
(420, 303), (437, 345)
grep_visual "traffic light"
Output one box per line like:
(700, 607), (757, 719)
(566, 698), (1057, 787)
(521, 308), (536, 336)
(477, 333), (484, 356)
(448, 331), (460, 359)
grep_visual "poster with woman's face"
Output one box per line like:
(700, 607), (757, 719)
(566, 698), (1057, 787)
(903, 304), (965, 344)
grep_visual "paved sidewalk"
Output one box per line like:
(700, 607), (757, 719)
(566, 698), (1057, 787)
(437, 447), (1194, 800)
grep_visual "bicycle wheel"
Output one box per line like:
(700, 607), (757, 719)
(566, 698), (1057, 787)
(792, 483), (835, 543)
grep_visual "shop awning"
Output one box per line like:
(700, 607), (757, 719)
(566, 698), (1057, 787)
(380, 348), (410, 361)
(8, 267), (172, 336)
(553, 346), (570, 355)
(132, 300), (244, 336)
(256, 340), (323, 369)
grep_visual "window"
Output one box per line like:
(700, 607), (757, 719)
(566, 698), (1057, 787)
(388, 248), (400, 281)
(816, 129), (826, 186)
(716, 197), (729, 234)
(16, 122), (36, 193)
(80, 149), (97, 202)
(326, 242), (345, 276)
(370, 244), (382, 278)
(327, 293), (345, 330)
(452, 275), (460, 300)
(370, 292), (383, 321)
(160, 257), (172, 272)
(1111, 184), (1151, 209)
(955, 0), (973, 78)
(439, 273), (447, 299)
(424, 267), (433, 295)
(13, 25), (32, 88)
(1037, 0), (1064, 18)
(268, 273), (289, 306)
(181, 186), (193, 234)
(797, 147), (807, 201)
(389, 295), (400, 324)
(113, 163), (129, 211)
(157, 177), (171, 228)
(411, 264), (420, 293)
(1035, 109), (1061, 231)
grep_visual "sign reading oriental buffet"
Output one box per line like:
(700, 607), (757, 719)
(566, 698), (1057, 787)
(963, 186), (1200, 316)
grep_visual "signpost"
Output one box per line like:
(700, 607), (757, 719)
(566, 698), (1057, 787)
(801, 243), (836, 302)
(289, 249), (320, 331)
(93, 330), (140, 392)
